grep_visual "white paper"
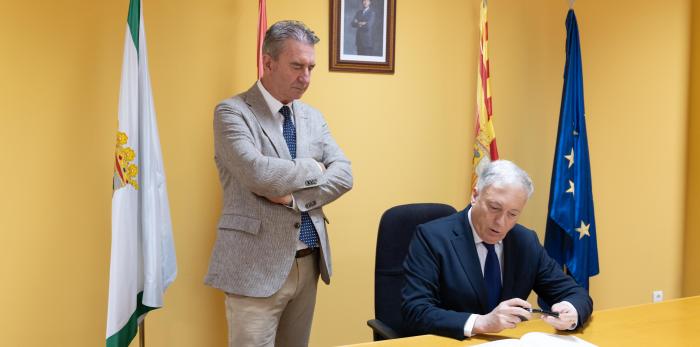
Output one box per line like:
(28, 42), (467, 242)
(472, 332), (597, 347)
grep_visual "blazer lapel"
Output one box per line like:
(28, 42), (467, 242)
(501, 232), (517, 300)
(450, 208), (490, 313)
(243, 85), (291, 160)
(291, 101), (309, 158)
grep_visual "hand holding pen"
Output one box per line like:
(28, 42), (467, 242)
(473, 298), (533, 334)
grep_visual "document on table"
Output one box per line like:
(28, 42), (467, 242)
(472, 332), (597, 347)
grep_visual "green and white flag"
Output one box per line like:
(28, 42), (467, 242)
(107, 1), (177, 346)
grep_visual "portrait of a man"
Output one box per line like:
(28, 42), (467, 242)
(342, 0), (385, 58)
(351, 0), (376, 55)
(331, 0), (395, 73)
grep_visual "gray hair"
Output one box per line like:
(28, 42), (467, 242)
(476, 160), (534, 198)
(262, 20), (320, 59)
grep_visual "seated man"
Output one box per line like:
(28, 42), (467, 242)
(401, 160), (592, 340)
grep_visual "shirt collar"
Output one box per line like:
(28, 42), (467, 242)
(256, 80), (292, 116)
(467, 207), (502, 246)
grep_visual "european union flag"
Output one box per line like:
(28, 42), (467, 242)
(544, 9), (599, 290)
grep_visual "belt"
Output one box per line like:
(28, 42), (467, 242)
(295, 248), (318, 258)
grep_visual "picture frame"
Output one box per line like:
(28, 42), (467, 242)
(329, 0), (396, 74)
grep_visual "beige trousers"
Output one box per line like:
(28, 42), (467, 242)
(225, 253), (320, 347)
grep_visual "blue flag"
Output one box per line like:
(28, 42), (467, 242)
(544, 9), (599, 290)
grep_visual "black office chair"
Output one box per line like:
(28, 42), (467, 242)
(366, 203), (457, 341)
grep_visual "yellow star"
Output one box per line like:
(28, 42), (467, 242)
(565, 148), (574, 168)
(575, 221), (591, 239)
(566, 180), (575, 195)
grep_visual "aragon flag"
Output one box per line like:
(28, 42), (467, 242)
(257, 0), (267, 79)
(106, 1), (177, 346)
(471, 0), (499, 197)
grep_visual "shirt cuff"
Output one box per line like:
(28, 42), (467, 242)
(560, 301), (579, 330)
(464, 314), (479, 337)
(285, 195), (297, 210)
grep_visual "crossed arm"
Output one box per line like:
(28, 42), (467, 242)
(214, 104), (352, 210)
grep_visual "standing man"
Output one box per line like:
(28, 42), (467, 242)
(351, 0), (376, 55)
(402, 160), (592, 340)
(205, 20), (353, 347)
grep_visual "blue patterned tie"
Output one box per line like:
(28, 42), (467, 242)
(280, 106), (319, 248)
(483, 242), (502, 312)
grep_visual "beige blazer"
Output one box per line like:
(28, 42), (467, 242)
(204, 84), (353, 297)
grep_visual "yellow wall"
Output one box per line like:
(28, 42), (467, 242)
(0, 0), (692, 346)
(489, 0), (690, 313)
(684, 0), (700, 296)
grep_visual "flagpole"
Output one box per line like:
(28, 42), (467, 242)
(139, 320), (145, 347)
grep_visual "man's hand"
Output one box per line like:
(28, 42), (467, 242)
(266, 194), (292, 205)
(472, 298), (532, 334)
(541, 301), (578, 330)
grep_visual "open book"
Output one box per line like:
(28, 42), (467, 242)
(474, 332), (597, 347)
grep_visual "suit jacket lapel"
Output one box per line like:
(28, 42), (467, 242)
(243, 84), (291, 160)
(292, 101), (309, 158)
(450, 208), (489, 313)
(501, 232), (517, 300)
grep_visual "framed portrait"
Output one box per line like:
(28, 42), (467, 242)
(329, 0), (396, 73)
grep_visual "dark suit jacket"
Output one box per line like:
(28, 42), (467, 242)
(351, 7), (375, 53)
(401, 207), (592, 340)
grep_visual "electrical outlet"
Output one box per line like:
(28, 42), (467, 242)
(653, 290), (663, 303)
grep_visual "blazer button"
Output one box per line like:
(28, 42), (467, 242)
(294, 222), (301, 228)
(305, 179), (317, 186)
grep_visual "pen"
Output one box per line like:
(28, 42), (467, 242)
(525, 308), (560, 318)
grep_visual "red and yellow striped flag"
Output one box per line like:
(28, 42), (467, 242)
(471, 0), (499, 196)
(257, 0), (267, 79)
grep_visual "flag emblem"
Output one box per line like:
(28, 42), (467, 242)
(113, 131), (139, 191)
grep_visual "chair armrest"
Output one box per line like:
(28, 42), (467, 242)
(367, 319), (401, 340)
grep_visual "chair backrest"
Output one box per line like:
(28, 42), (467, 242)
(373, 203), (457, 338)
